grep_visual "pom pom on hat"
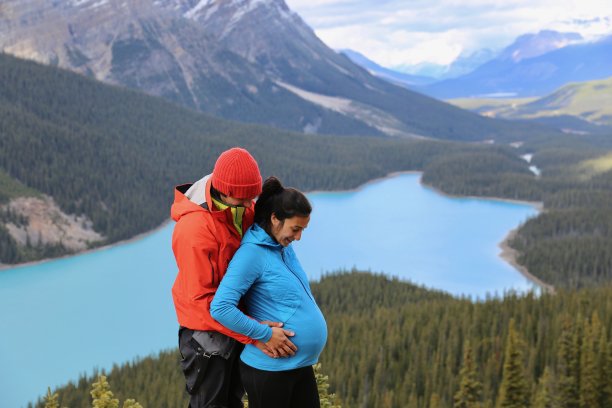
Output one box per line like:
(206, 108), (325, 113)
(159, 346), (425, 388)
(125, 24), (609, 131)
(212, 148), (262, 199)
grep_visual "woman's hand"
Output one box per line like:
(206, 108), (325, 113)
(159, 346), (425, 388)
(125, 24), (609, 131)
(264, 326), (297, 358)
(255, 321), (297, 358)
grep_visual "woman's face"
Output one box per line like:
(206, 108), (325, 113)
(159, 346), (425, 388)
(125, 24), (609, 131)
(271, 214), (310, 247)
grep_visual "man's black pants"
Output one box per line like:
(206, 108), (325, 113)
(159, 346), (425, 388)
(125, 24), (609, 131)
(179, 327), (244, 408)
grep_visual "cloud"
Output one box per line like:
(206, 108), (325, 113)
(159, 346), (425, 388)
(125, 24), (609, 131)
(285, 0), (612, 68)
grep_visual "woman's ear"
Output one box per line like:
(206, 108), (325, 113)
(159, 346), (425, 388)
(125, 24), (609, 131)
(271, 213), (280, 227)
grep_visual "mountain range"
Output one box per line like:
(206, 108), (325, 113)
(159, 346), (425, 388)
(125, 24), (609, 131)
(344, 30), (611, 101)
(420, 32), (612, 99)
(393, 48), (498, 80)
(0, 0), (557, 141)
(340, 49), (436, 86)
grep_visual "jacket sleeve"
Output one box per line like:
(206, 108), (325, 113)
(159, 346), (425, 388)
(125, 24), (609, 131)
(172, 217), (256, 344)
(210, 245), (273, 342)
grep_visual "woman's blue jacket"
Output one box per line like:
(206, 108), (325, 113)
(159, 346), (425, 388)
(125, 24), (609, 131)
(210, 223), (327, 371)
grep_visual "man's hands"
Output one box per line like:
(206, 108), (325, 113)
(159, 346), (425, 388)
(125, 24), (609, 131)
(256, 321), (297, 358)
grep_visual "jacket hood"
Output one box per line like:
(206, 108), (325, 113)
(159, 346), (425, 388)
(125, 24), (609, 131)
(171, 174), (213, 222)
(243, 224), (282, 249)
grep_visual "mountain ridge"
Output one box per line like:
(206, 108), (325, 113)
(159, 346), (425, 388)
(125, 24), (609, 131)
(0, 0), (560, 141)
(421, 34), (612, 99)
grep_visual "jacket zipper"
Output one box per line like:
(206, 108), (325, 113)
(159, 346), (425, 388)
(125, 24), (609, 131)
(281, 248), (314, 301)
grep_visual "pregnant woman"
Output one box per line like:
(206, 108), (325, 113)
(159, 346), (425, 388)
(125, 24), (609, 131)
(211, 176), (328, 408)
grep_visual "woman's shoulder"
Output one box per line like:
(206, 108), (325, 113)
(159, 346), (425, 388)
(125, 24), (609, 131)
(230, 237), (272, 272)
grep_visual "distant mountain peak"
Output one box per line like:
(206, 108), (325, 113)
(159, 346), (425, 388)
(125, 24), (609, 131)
(499, 29), (583, 62)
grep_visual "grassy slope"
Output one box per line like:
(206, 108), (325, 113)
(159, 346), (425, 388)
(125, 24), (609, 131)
(447, 76), (612, 125)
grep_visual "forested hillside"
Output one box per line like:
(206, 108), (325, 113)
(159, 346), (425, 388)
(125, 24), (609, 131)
(2, 53), (612, 289)
(0, 53), (519, 264)
(34, 272), (612, 408)
(422, 132), (612, 288)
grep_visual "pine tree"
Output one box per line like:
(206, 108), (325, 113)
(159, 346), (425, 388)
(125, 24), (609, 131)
(557, 318), (580, 408)
(603, 340), (612, 408)
(90, 375), (142, 408)
(314, 363), (342, 408)
(454, 342), (483, 408)
(43, 388), (60, 408)
(90, 376), (119, 408)
(430, 393), (442, 408)
(532, 367), (555, 408)
(579, 318), (599, 408)
(121, 400), (143, 408)
(497, 320), (530, 408)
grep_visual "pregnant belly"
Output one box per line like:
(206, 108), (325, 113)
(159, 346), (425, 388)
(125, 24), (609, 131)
(285, 303), (328, 362)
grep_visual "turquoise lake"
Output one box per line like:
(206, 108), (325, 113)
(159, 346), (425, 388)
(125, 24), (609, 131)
(0, 173), (539, 407)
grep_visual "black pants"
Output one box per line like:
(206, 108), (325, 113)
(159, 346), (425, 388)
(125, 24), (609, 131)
(179, 328), (244, 408)
(240, 361), (321, 408)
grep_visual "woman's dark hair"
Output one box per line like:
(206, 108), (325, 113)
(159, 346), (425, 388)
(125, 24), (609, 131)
(254, 176), (312, 236)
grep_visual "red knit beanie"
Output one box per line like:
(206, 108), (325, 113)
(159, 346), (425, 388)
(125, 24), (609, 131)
(211, 148), (262, 199)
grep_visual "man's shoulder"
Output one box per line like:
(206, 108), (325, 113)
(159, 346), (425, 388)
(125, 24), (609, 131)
(173, 211), (216, 240)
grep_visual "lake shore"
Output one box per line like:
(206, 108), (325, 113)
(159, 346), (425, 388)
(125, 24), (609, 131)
(313, 171), (552, 293)
(419, 177), (553, 293)
(2, 172), (420, 272)
(1, 171), (553, 294)
(0, 219), (172, 272)
(498, 228), (555, 294)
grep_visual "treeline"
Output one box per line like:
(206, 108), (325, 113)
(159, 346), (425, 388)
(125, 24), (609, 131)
(32, 354), (340, 408)
(3, 52), (612, 289)
(317, 272), (612, 407)
(422, 131), (612, 289)
(0, 52), (508, 264)
(421, 150), (541, 200)
(35, 272), (612, 407)
(509, 135), (612, 288)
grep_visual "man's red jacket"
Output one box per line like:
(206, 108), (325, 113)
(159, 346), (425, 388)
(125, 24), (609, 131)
(171, 175), (255, 344)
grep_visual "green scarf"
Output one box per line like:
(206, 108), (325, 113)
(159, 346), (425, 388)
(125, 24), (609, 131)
(211, 196), (245, 237)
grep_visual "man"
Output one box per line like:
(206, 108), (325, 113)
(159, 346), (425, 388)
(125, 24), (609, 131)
(171, 147), (296, 408)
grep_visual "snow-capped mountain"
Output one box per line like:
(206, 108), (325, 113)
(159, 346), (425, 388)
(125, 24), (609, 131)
(0, 0), (548, 140)
(422, 31), (611, 99)
(497, 30), (583, 62)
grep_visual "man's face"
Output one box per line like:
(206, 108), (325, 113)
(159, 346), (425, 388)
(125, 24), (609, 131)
(271, 214), (310, 247)
(220, 194), (255, 208)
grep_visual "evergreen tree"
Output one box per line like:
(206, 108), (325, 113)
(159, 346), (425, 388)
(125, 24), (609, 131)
(43, 388), (61, 408)
(557, 319), (580, 408)
(532, 367), (555, 408)
(430, 393), (442, 408)
(579, 318), (599, 407)
(121, 400), (143, 408)
(497, 320), (530, 408)
(90, 376), (119, 408)
(454, 342), (483, 408)
(603, 340), (612, 408)
(314, 363), (342, 408)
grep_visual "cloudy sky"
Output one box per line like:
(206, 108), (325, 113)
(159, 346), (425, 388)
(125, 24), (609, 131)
(284, 0), (611, 70)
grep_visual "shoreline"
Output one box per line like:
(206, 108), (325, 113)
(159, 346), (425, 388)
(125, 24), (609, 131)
(2, 171), (554, 294)
(498, 228), (555, 294)
(420, 177), (544, 211)
(306, 170), (422, 195)
(0, 219), (172, 272)
(311, 171), (553, 293)
(419, 178), (552, 293)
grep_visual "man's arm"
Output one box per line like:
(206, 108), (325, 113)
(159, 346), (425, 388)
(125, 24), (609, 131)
(172, 219), (255, 344)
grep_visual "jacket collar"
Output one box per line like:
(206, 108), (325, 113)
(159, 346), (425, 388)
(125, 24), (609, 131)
(244, 224), (282, 249)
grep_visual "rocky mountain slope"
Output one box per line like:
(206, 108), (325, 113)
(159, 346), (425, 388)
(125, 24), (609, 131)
(0, 0), (556, 141)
